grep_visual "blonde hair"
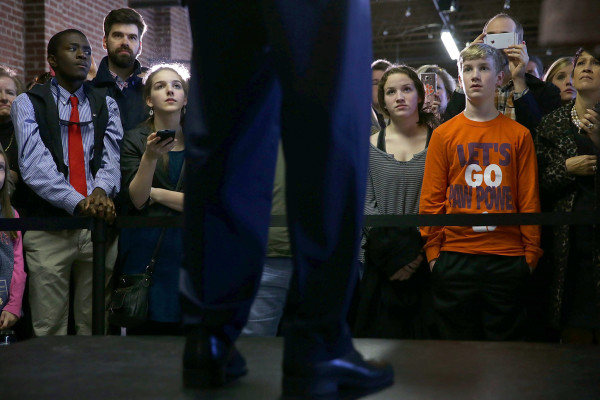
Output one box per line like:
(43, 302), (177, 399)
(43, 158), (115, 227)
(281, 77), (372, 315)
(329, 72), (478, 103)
(459, 43), (505, 74)
(543, 57), (573, 82)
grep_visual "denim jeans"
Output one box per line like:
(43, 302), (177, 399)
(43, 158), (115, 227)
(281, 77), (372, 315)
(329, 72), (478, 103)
(242, 257), (293, 336)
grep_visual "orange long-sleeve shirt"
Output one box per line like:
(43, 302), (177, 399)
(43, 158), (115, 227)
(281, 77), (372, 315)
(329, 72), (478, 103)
(419, 112), (543, 267)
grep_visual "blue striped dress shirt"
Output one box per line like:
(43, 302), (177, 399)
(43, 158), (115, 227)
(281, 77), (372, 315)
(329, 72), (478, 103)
(12, 79), (123, 214)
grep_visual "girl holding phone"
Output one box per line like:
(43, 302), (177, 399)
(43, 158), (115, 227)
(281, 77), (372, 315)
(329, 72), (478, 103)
(118, 63), (189, 335)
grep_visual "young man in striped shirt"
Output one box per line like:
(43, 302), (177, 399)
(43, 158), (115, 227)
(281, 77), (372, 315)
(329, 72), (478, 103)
(12, 29), (123, 336)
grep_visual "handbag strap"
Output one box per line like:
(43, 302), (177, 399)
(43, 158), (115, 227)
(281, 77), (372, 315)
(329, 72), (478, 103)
(376, 125), (387, 152)
(145, 159), (186, 276)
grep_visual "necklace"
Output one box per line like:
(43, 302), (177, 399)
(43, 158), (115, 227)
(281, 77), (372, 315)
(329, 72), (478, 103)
(3, 132), (13, 151)
(571, 105), (584, 134)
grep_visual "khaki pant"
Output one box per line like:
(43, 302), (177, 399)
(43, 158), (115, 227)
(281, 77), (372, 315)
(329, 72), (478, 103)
(24, 229), (118, 336)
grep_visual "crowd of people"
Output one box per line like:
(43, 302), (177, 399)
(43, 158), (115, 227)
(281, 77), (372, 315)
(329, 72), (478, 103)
(0, 9), (598, 348)
(363, 13), (599, 345)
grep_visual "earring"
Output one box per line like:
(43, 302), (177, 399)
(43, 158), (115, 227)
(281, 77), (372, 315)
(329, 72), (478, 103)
(182, 106), (187, 115)
(149, 107), (154, 116)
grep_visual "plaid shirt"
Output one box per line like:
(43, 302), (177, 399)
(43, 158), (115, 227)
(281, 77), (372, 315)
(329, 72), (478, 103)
(495, 81), (529, 121)
(109, 70), (129, 91)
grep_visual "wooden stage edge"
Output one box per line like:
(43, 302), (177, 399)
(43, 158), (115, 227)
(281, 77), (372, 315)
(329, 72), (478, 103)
(1, 336), (599, 400)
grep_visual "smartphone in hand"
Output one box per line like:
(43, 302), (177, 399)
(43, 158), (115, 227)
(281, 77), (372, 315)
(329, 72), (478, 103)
(483, 32), (519, 49)
(156, 129), (176, 143)
(420, 73), (437, 97)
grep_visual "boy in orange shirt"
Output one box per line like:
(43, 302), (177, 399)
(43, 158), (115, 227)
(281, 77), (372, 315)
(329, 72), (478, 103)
(420, 43), (542, 340)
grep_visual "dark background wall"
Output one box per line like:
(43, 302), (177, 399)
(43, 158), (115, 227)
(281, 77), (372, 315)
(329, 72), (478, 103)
(0, 0), (192, 84)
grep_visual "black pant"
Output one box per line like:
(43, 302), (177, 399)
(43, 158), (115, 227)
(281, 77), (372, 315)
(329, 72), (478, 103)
(181, 0), (373, 364)
(431, 251), (530, 341)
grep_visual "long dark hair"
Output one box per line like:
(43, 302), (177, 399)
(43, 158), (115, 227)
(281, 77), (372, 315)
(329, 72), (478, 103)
(0, 148), (16, 239)
(377, 65), (439, 129)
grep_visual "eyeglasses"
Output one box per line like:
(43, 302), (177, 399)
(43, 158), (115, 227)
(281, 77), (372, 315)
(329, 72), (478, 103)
(52, 79), (94, 127)
(59, 119), (93, 127)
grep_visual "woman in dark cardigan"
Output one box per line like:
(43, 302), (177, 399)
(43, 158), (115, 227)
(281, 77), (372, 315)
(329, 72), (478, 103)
(535, 47), (600, 344)
(119, 64), (189, 335)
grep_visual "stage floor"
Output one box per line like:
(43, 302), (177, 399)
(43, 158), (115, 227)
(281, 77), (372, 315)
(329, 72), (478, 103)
(1, 336), (599, 399)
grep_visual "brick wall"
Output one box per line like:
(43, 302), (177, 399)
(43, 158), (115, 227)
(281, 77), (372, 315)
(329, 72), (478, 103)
(0, 1), (192, 85)
(169, 7), (191, 65)
(0, 0), (26, 78)
(142, 7), (172, 65)
(137, 8), (156, 66)
(23, 1), (46, 83)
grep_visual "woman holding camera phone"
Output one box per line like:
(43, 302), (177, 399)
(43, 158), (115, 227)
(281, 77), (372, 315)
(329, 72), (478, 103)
(118, 63), (189, 335)
(416, 65), (456, 117)
(535, 48), (600, 344)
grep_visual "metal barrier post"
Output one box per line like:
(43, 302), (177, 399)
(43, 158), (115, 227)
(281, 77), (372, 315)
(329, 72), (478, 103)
(91, 218), (107, 335)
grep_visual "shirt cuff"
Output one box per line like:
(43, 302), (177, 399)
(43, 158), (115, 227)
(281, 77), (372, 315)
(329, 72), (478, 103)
(525, 248), (543, 269)
(424, 246), (441, 264)
(94, 182), (116, 199)
(66, 193), (86, 215)
(512, 87), (530, 101)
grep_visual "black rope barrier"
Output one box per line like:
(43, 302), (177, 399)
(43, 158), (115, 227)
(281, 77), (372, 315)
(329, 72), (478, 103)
(272, 212), (600, 228)
(2, 210), (598, 335)
(1, 211), (598, 232)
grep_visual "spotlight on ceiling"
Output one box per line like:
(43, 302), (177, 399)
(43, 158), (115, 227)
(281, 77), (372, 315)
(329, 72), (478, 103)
(405, 7), (411, 17)
(503, 0), (511, 9)
(441, 30), (460, 60)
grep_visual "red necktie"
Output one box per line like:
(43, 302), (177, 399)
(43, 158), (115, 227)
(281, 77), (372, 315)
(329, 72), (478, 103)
(68, 95), (87, 197)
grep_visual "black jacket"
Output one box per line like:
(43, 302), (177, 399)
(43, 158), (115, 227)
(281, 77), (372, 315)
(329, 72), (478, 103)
(443, 73), (562, 135)
(92, 57), (148, 132)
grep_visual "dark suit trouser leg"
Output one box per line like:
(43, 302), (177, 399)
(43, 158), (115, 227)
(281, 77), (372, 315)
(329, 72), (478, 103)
(181, 0), (372, 363)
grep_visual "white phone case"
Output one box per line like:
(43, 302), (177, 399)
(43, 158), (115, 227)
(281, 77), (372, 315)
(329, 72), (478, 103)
(483, 33), (519, 49)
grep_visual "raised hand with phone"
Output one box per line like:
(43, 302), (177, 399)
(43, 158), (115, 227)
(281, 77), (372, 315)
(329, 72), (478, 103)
(444, 13), (562, 133)
(416, 65), (455, 118)
(420, 72), (439, 115)
(480, 17), (528, 91)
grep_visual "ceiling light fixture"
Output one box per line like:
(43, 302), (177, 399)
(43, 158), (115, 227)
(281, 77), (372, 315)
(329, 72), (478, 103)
(503, 0), (511, 9)
(405, 7), (411, 17)
(441, 30), (460, 60)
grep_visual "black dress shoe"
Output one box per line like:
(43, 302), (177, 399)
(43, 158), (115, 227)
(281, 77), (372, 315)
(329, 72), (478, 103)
(183, 327), (248, 388)
(282, 349), (393, 398)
